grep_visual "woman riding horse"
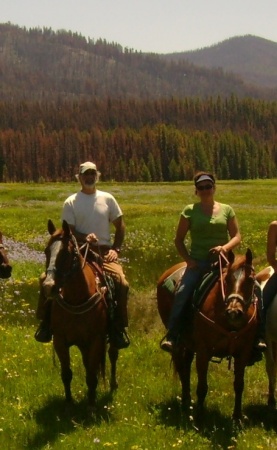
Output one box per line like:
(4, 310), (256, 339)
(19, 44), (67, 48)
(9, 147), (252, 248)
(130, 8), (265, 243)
(158, 249), (260, 421)
(160, 171), (266, 354)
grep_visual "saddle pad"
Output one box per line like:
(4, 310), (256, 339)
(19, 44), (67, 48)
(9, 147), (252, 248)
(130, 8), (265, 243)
(162, 266), (186, 294)
(193, 269), (219, 309)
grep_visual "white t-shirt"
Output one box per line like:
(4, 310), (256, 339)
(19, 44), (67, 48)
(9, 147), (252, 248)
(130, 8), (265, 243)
(62, 190), (123, 246)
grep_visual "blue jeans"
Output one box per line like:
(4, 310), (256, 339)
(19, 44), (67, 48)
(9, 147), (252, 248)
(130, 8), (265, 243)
(167, 260), (211, 338)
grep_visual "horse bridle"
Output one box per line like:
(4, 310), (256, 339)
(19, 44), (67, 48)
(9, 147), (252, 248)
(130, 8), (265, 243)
(46, 234), (81, 284)
(223, 261), (257, 308)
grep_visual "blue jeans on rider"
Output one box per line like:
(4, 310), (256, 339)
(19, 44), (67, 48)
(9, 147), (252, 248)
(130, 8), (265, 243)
(166, 260), (211, 341)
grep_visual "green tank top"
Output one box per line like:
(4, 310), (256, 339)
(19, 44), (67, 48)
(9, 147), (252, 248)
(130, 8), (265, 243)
(182, 202), (235, 261)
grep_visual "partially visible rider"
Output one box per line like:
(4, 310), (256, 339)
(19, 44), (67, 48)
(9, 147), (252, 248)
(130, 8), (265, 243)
(262, 221), (277, 318)
(35, 161), (130, 349)
(161, 171), (266, 354)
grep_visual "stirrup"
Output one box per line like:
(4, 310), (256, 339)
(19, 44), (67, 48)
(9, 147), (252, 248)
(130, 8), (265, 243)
(160, 334), (177, 353)
(110, 329), (130, 349)
(160, 340), (173, 353)
(247, 349), (263, 366)
(34, 322), (52, 343)
(255, 339), (267, 351)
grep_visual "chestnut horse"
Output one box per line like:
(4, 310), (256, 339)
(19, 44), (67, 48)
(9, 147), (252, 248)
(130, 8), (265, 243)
(157, 249), (259, 421)
(0, 231), (12, 279)
(42, 219), (118, 413)
(256, 266), (277, 408)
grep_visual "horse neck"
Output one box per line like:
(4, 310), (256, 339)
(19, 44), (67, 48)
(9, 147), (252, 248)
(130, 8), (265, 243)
(61, 262), (97, 304)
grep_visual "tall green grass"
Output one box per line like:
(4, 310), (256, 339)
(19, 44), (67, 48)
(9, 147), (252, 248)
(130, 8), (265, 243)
(0, 181), (277, 449)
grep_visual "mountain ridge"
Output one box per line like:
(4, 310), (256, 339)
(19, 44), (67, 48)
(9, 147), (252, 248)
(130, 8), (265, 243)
(0, 24), (276, 100)
(162, 35), (277, 88)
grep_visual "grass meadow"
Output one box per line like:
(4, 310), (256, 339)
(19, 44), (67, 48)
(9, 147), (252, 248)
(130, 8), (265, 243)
(1, 180), (277, 449)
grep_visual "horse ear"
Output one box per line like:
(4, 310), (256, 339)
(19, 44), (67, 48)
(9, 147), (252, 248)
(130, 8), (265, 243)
(227, 250), (235, 265)
(48, 219), (56, 235)
(62, 220), (71, 236)
(245, 248), (253, 265)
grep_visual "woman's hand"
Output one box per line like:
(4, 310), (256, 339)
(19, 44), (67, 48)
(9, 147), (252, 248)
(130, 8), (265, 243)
(209, 246), (227, 256)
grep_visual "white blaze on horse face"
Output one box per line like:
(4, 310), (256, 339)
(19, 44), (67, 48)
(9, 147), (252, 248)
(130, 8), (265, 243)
(45, 240), (63, 285)
(232, 268), (244, 292)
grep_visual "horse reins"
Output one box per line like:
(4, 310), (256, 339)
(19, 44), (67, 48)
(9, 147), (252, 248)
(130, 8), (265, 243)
(79, 242), (89, 268)
(49, 236), (106, 313)
(218, 250), (229, 300)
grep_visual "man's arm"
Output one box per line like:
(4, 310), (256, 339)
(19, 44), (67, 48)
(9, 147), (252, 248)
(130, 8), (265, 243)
(112, 216), (125, 251)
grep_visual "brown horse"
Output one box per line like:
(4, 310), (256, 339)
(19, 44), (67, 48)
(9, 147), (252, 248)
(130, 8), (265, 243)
(0, 231), (12, 279)
(42, 219), (118, 413)
(157, 249), (258, 421)
(256, 266), (277, 408)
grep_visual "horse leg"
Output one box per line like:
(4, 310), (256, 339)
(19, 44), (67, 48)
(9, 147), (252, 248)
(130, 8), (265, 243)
(108, 344), (119, 391)
(85, 355), (98, 414)
(81, 338), (106, 414)
(195, 351), (209, 409)
(232, 358), (246, 421)
(265, 341), (277, 408)
(173, 348), (194, 408)
(54, 339), (73, 403)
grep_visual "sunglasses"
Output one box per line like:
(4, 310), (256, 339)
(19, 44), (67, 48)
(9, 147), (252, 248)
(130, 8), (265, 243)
(82, 170), (97, 175)
(197, 184), (214, 191)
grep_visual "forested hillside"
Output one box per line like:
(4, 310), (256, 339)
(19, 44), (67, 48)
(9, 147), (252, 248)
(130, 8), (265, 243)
(0, 24), (277, 182)
(164, 35), (277, 89)
(0, 96), (276, 182)
(0, 24), (274, 101)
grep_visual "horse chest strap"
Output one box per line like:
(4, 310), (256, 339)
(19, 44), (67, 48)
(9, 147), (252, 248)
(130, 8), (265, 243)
(56, 291), (103, 314)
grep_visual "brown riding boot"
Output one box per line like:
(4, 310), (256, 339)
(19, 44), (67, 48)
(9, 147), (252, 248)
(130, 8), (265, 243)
(108, 322), (130, 349)
(110, 290), (130, 349)
(34, 320), (52, 343)
(34, 300), (52, 343)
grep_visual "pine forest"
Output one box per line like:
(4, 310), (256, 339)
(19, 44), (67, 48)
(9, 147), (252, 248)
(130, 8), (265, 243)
(0, 96), (276, 182)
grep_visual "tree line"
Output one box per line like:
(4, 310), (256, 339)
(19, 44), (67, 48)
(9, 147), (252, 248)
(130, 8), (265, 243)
(0, 96), (276, 182)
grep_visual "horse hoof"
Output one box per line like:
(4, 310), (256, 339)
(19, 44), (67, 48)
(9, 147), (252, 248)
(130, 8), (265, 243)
(231, 414), (247, 429)
(87, 405), (97, 417)
(110, 381), (118, 391)
(64, 401), (74, 415)
(181, 398), (192, 411)
(267, 399), (276, 409)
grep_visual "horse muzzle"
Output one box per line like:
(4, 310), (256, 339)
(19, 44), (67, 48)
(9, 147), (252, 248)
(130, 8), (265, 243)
(225, 301), (244, 326)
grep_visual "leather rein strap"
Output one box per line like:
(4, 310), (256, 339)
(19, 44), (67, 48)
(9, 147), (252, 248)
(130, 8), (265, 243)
(56, 239), (106, 314)
(219, 250), (229, 300)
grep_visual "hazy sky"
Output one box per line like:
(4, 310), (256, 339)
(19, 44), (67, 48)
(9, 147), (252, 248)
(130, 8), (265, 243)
(2, 0), (277, 53)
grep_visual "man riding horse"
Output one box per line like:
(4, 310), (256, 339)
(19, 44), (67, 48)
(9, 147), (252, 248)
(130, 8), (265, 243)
(35, 161), (130, 350)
